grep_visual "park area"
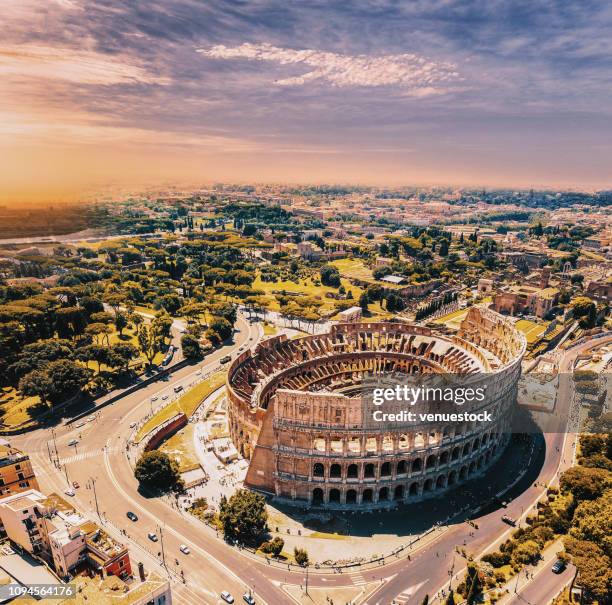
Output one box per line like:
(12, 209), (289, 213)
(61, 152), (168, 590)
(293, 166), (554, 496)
(252, 269), (389, 318)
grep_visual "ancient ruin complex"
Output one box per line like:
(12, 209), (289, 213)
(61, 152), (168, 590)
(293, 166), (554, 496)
(227, 307), (526, 508)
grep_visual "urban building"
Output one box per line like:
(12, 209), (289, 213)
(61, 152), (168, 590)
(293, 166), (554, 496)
(0, 490), (131, 581)
(0, 441), (39, 497)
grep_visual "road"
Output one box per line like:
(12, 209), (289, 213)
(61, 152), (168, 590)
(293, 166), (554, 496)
(11, 328), (606, 605)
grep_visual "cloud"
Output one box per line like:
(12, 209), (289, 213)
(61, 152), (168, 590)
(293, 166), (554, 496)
(0, 108), (256, 152)
(198, 42), (460, 92)
(0, 45), (168, 86)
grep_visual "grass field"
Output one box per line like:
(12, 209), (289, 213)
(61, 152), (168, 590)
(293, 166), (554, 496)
(263, 322), (277, 336)
(515, 319), (548, 344)
(253, 271), (389, 318)
(330, 258), (374, 281)
(0, 388), (39, 429)
(433, 307), (469, 329)
(135, 371), (226, 442)
(158, 424), (200, 472)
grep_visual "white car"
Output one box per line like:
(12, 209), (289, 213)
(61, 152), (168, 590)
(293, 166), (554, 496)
(221, 592), (234, 604)
(151, 396), (158, 402)
(161, 394), (169, 401)
(129, 422), (137, 429)
(64, 489), (75, 497)
(179, 544), (190, 555)
(67, 439), (79, 446)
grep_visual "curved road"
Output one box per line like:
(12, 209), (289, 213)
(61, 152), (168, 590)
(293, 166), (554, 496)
(12, 330), (606, 605)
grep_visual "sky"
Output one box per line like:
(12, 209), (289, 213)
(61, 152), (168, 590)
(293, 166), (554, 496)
(1, 0), (612, 203)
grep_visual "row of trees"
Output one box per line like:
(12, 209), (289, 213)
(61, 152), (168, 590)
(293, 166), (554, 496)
(415, 291), (458, 321)
(478, 433), (611, 603)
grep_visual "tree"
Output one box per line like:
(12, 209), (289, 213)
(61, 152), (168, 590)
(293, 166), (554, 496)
(153, 313), (173, 342)
(570, 489), (612, 554)
(219, 489), (268, 546)
(20, 359), (91, 405)
(560, 466), (610, 500)
(564, 537), (612, 603)
(260, 536), (284, 556)
(580, 434), (606, 458)
(571, 296), (596, 319)
(210, 316), (232, 342)
(109, 343), (138, 373)
(294, 547), (309, 567)
(18, 370), (52, 404)
(513, 540), (541, 565)
(85, 322), (112, 346)
(465, 563), (482, 605)
(134, 450), (184, 493)
(320, 265), (341, 287)
(444, 590), (454, 605)
(137, 324), (164, 367)
(77, 343), (109, 373)
(181, 333), (202, 360)
(114, 312), (128, 336)
(359, 291), (369, 312)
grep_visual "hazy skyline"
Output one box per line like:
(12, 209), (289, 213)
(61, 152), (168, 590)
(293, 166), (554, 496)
(2, 0), (612, 203)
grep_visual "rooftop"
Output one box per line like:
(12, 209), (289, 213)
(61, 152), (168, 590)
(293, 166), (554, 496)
(9, 573), (169, 605)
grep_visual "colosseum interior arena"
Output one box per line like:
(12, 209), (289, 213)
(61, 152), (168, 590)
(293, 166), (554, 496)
(227, 307), (526, 509)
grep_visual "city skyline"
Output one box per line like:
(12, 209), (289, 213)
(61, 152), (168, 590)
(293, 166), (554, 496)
(2, 0), (612, 203)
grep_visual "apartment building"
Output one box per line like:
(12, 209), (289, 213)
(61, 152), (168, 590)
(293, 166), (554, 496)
(0, 441), (39, 497)
(0, 490), (131, 580)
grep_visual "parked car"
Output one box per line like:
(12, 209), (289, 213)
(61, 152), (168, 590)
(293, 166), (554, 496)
(220, 355), (231, 364)
(129, 421), (137, 429)
(179, 544), (190, 555)
(72, 481), (80, 489)
(173, 385), (183, 393)
(147, 532), (158, 542)
(502, 515), (516, 526)
(151, 396), (158, 402)
(220, 592), (234, 604)
(552, 559), (567, 574)
(126, 511), (138, 522)
(64, 489), (75, 497)
(161, 394), (169, 400)
(243, 593), (256, 605)
(67, 439), (79, 446)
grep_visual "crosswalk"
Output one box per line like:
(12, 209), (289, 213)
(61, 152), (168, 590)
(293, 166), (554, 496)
(59, 448), (121, 465)
(351, 570), (369, 586)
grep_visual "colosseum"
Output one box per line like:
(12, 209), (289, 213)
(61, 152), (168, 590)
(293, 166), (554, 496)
(227, 307), (526, 509)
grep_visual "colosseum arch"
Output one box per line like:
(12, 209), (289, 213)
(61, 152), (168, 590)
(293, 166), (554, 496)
(313, 462), (324, 477)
